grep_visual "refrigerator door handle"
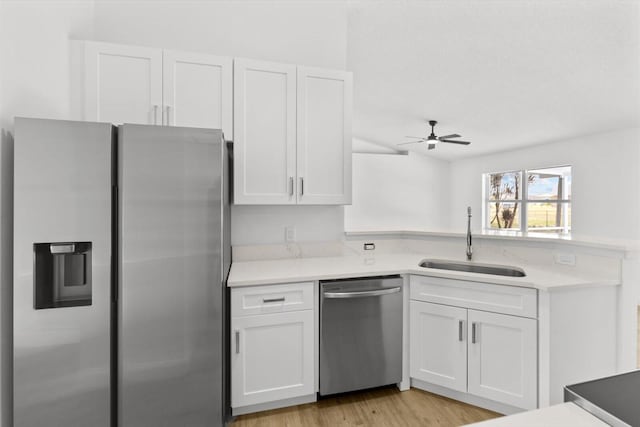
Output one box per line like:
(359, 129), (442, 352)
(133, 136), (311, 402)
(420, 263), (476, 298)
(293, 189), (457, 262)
(165, 105), (172, 126)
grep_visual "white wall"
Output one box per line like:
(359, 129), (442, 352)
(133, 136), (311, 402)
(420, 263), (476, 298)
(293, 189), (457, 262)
(93, 1), (347, 69)
(91, 1), (350, 246)
(0, 1), (96, 423)
(449, 128), (640, 239)
(345, 152), (451, 231)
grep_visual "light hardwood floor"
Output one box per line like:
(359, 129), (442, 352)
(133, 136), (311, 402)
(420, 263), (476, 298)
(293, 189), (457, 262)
(231, 386), (501, 427)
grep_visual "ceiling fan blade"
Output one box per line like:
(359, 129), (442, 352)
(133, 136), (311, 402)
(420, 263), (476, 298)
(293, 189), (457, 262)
(440, 139), (471, 145)
(428, 143), (436, 150)
(405, 136), (427, 139)
(397, 140), (423, 146)
(438, 134), (461, 140)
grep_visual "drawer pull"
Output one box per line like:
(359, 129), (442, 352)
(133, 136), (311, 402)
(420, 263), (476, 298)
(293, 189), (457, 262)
(458, 320), (464, 342)
(263, 297), (285, 303)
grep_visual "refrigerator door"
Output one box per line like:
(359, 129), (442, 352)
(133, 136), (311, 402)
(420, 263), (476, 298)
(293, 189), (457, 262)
(118, 124), (226, 426)
(13, 118), (113, 427)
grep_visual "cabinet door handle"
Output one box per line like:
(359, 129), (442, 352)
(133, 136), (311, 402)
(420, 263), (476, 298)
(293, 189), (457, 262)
(153, 105), (159, 125)
(263, 297), (285, 303)
(458, 320), (464, 342)
(300, 177), (304, 196)
(471, 322), (477, 344)
(235, 330), (240, 354)
(289, 177), (294, 197)
(165, 105), (171, 126)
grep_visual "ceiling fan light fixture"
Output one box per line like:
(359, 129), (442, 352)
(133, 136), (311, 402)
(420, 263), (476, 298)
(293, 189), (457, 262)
(396, 119), (471, 149)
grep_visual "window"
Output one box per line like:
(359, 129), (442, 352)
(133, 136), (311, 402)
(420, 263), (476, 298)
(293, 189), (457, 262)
(483, 166), (571, 234)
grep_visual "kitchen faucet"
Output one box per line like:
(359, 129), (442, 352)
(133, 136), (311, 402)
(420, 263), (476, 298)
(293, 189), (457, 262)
(466, 206), (473, 261)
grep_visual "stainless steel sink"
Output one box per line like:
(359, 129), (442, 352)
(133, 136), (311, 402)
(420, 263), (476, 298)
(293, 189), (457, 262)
(419, 259), (526, 277)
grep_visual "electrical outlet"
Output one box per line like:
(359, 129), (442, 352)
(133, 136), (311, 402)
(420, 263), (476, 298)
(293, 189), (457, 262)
(554, 253), (576, 266)
(285, 226), (296, 243)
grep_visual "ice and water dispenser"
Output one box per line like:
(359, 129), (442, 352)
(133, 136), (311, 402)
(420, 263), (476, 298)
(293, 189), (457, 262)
(34, 242), (92, 309)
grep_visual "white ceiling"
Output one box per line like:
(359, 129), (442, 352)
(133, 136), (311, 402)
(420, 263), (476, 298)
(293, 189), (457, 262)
(347, 0), (640, 160)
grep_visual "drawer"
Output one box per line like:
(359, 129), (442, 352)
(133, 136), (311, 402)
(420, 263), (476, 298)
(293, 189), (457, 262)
(410, 275), (537, 318)
(231, 282), (314, 317)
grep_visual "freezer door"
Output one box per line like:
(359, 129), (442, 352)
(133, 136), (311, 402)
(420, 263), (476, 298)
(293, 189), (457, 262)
(13, 118), (113, 427)
(118, 124), (225, 427)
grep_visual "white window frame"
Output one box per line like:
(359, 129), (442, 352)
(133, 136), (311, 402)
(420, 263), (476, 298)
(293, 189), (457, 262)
(482, 166), (571, 235)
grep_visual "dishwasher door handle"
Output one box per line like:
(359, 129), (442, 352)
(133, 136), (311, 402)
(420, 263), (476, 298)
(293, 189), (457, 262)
(323, 286), (401, 299)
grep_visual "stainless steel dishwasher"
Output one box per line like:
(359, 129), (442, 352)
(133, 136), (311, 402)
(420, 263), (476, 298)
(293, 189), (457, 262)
(320, 275), (403, 396)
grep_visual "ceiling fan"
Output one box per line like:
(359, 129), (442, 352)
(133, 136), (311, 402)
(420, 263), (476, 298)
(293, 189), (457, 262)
(398, 120), (471, 150)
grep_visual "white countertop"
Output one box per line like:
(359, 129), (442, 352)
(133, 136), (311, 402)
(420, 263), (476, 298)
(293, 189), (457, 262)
(227, 253), (620, 290)
(464, 403), (608, 427)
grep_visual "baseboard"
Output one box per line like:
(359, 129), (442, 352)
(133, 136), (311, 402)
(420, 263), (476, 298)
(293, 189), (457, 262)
(232, 382), (525, 418)
(411, 379), (525, 415)
(231, 393), (317, 416)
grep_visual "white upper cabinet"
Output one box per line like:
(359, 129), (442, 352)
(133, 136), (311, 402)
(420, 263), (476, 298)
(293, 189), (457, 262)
(233, 60), (353, 205)
(233, 59), (297, 205)
(81, 41), (232, 136)
(84, 42), (163, 125)
(79, 41), (352, 206)
(163, 50), (233, 136)
(297, 67), (352, 205)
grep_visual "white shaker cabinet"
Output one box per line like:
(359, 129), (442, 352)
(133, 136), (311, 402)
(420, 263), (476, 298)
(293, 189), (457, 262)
(409, 275), (538, 411)
(233, 59), (298, 204)
(296, 67), (352, 205)
(162, 50), (233, 136)
(233, 60), (353, 205)
(80, 41), (233, 136)
(231, 310), (314, 408)
(230, 282), (315, 412)
(467, 309), (537, 410)
(409, 301), (467, 393)
(84, 41), (163, 125)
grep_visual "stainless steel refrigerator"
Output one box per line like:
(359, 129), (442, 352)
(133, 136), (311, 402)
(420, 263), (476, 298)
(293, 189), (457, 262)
(13, 118), (230, 427)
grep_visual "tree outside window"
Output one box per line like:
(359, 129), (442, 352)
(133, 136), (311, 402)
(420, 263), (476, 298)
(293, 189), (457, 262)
(484, 166), (571, 234)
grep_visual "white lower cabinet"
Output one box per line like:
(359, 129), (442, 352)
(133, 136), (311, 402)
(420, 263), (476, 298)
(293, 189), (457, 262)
(467, 309), (537, 409)
(409, 276), (538, 411)
(410, 301), (467, 392)
(231, 283), (315, 410)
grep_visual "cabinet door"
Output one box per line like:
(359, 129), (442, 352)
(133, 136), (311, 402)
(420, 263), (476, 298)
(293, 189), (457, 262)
(410, 301), (467, 392)
(84, 41), (162, 125)
(231, 310), (314, 408)
(296, 67), (352, 205)
(163, 50), (232, 136)
(234, 59), (297, 204)
(468, 310), (537, 409)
